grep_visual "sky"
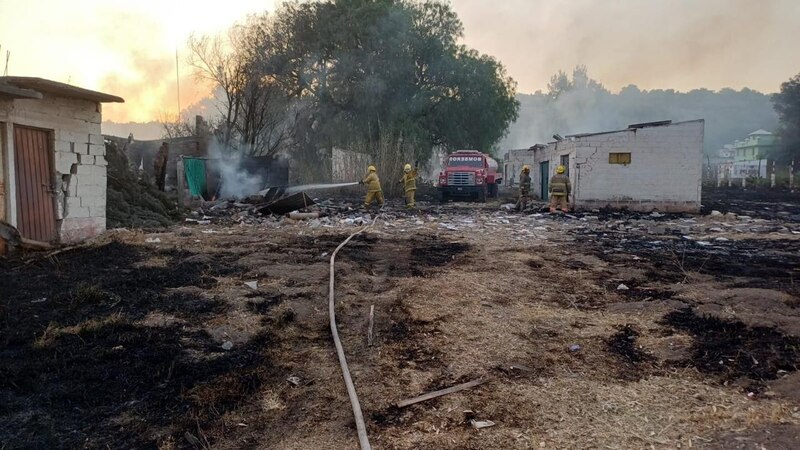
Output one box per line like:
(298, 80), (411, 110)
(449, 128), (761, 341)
(1, 0), (798, 124)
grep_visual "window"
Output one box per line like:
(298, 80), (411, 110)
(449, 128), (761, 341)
(609, 152), (631, 165)
(560, 154), (569, 175)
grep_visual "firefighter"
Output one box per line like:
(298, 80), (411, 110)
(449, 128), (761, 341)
(398, 162), (419, 208)
(549, 165), (571, 213)
(515, 165), (532, 211)
(360, 165), (384, 209)
(153, 141), (169, 191)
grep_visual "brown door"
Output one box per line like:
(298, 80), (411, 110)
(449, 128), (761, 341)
(14, 125), (57, 242)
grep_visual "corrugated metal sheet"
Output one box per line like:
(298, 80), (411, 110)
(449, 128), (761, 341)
(14, 125), (57, 242)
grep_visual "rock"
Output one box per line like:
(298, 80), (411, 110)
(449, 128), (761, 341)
(708, 227), (724, 233)
(737, 215), (752, 220)
(617, 283), (630, 291)
(470, 419), (496, 429)
(568, 344), (582, 352)
(651, 212), (664, 218)
(244, 281), (258, 290)
(221, 341), (234, 351)
(145, 237), (161, 243)
(710, 210), (723, 217)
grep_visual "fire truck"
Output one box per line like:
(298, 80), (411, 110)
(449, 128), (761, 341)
(437, 150), (502, 202)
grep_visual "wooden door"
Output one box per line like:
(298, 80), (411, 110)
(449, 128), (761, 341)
(14, 125), (57, 242)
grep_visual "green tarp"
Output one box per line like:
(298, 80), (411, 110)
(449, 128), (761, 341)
(183, 158), (207, 197)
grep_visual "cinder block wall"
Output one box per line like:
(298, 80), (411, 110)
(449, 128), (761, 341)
(572, 121), (704, 212)
(0, 95), (106, 243)
(532, 120), (704, 212)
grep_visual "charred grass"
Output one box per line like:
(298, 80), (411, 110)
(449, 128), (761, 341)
(662, 308), (800, 389)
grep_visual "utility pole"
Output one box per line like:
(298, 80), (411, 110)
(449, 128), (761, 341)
(175, 48), (181, 121)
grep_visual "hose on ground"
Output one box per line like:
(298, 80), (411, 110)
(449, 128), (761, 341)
(329, 216), (379, 450)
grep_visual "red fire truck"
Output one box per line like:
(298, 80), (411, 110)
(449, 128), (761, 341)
(437, 150), (502, 202)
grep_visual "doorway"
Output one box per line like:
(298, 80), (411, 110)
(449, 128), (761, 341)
(540, 161), (549, 201)
(13, 125), (57, 242)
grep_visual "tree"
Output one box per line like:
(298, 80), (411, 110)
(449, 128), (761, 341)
(261, 0), (518, 159)
(772, 72), (800, 162)
(188, 14), (292, 158)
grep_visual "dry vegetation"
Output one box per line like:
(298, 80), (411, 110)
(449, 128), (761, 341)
(2, 191), (800, 448)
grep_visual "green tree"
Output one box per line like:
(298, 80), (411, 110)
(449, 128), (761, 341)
(261, 0), (518, 160)
(772, 72), (800, 161)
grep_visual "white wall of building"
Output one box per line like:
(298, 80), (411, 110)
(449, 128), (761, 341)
(0, 94), (107, 243)
(524, 120), (704, 212)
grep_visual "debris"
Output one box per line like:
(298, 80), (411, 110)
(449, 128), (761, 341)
(288, 211), (320, 220)
(396, 378), (486, 408)
(651, 211), (664, 218)
(287, 375), (301, 386)
(30, 297), (48, 304)
(617, 283), (630, 291)
(221, 341), (234, 351)
(244, 281), (258, 290)
(500, 203), (515, 211)
(144, 237), (162, 243)
(258, 192), (316, 215)
(185, 218), (211, 225)
(569, 344), (582, 353)
(470, 419), (496, 429)
(710, 210), (722, 217)
(368, 305), (375, 346)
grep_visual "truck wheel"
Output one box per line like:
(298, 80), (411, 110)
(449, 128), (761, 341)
(478, 188), (487, 203)
(488, 184), (498, 198)
(439, 191), (449, 203)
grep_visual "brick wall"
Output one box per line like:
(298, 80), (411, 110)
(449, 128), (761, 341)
(0, 94), (106, 243)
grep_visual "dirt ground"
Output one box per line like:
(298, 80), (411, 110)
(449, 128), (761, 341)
(2, 188), (800, 449)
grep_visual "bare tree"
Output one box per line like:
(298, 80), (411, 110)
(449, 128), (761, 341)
(187, 14), (293, 158)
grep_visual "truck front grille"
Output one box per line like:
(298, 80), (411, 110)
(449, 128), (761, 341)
(447, 172), (475, 186)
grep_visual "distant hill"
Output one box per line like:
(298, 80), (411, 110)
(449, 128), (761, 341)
(500, 86), (778, 155)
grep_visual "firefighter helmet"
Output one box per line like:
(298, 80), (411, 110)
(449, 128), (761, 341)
(404, 163), (412, 173)
(522, 165), (530, 173)
(556, 165), (566, 174)
(368, 165), (377, 172)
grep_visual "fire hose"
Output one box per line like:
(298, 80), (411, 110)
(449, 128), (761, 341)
(329, 216), (379, 450)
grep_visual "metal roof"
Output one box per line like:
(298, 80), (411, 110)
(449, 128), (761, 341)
(0, 76), (124, 103)
(748, 129), (772, 136)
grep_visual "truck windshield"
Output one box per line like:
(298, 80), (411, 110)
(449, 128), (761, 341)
(447, 156), (484, 168)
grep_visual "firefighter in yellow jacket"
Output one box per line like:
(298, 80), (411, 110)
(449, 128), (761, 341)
(549, 165), (571, 213)
(515, 165), (532, 211)
(398, 162), (419, 208)
(360, 165), (384, 209)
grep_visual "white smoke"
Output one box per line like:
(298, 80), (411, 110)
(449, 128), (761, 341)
(208, 140), (266, 199)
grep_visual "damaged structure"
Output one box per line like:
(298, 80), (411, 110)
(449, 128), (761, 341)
(504, 119), (705, 212)
(0, 77), (123, 251)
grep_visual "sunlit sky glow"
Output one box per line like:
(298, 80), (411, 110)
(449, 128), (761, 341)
(1, 0), (798, 123)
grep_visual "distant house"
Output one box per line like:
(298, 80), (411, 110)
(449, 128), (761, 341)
(726, 129), (778, 180)
(0, 77), (123, 252)
(505, 120), (705, 213)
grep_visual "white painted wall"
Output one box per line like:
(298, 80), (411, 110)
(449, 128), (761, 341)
(0, 94), (107, 242)
(531, 120), (704, 212)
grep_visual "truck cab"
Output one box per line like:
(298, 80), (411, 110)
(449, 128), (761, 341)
(437, 150), (502, 202)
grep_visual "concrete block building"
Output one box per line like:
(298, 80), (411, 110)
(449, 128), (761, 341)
(504, 120), (705, 212)
(0, 77), (123, 250)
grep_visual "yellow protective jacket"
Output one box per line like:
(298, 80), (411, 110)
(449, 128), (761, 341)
(519, 172), (531, 193)
(549, 174), (571, 197)
(362, 172), (382, 193)
(399, 169), (418, 192)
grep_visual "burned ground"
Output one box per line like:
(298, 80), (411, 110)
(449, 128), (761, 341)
(2, 189), (800, 449)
